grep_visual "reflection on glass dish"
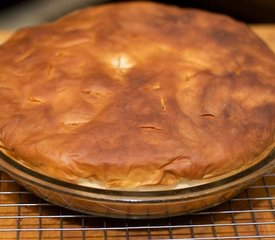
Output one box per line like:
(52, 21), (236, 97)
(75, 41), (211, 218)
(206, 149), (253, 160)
(0, 150), (274, 219)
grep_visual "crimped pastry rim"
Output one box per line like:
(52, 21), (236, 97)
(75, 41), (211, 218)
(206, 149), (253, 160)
(0, 149), (274, 199)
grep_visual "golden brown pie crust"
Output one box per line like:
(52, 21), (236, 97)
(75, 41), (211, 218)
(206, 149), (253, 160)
(0, 2), (274, 188)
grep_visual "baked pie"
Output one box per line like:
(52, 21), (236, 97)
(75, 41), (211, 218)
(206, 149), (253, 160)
(0, 1), (274, 190)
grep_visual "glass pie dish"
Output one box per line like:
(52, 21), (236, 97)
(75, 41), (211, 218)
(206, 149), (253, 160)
(0, 150), (274, 219)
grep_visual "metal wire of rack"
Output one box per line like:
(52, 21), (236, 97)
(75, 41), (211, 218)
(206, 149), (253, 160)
(0, 169), (274, 240)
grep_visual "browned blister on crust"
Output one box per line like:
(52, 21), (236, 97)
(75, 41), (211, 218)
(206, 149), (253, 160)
(0, 2), (274, 188)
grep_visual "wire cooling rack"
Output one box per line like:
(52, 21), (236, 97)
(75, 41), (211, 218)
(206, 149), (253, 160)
(0, 169), (274, 240)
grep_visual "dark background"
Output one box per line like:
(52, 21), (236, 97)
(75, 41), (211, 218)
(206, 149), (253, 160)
(115, 0), (275, 23)
(0, 0), (274, 29)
